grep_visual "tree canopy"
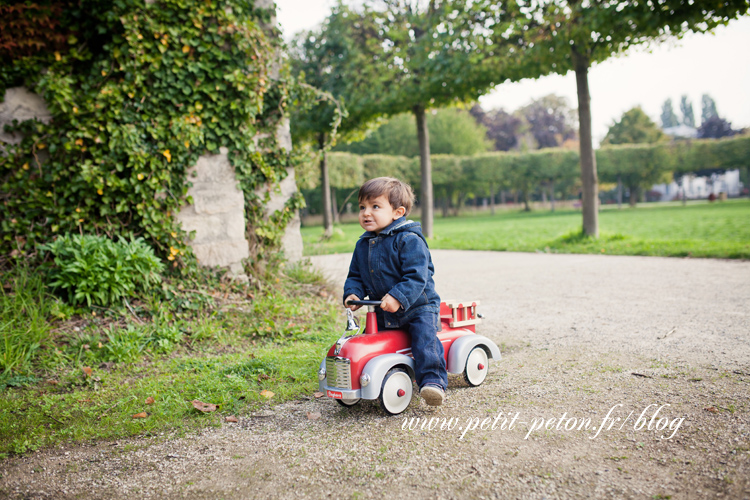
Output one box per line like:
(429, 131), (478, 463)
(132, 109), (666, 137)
(602, 107), (665, 146)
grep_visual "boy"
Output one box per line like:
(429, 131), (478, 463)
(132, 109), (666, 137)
(343, 177), (448, 406)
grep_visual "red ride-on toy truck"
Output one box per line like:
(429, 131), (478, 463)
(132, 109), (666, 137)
(318, 299), (501, 415)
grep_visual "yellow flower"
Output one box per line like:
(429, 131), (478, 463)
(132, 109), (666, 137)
(184, 141), (190, 148)
(162, 149), (171, 162)
(170, 246), (178, 255)
(182, 45), (190, 53)
(54, 52), (61, 61)
(137, 33), (143, 40)
(97, 188), (103, 195)
(22, 163), (29, 170)
(171, 232), (177, 238)
(37, 143), (46, 150)
(75, 138), (84, 146)
(161, 35), (168, 46)
(167, 254), (175, 261)
(73, 107), (79, 114)
(195, 102), (203, 111)
(101, 70), (107, 77)
(78, 218), (84, 223)
(75, 208), (81, 213)
(137, 173), (144, 180)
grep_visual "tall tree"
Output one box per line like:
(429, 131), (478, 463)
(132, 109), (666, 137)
(698, 116), (737, 139)
(289, 4), (385, 237)
(500, 0), (750, 237)
(518, 94), (577, 149)
(601, 107), (665, 146)
(680, 95), (695, 128)
(356, 0), (511, 237)
(701, 94), (718, 124)
(660, 98), (680, 129)
(469, 105), (524, 151)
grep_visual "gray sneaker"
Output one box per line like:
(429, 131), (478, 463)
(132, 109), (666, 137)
(420, 384), (445, 406)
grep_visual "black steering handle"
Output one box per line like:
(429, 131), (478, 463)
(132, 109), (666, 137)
(345, 299), (382, 307)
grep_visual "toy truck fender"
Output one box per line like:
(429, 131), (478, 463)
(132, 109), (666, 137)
(447, 335), (501, 374)
(359, 353), (416, 400)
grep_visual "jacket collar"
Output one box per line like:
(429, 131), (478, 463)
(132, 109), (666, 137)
(360, 218), (418, 239)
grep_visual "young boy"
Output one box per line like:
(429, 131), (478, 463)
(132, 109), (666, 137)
(343, 177), (448, 406)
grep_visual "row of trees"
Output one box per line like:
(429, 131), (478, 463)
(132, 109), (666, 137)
(660, 94), (740, 138)
(290, 0), (750, 239)
(299, 135), (750, 216)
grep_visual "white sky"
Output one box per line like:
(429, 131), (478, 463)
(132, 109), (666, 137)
(275, 0), (750, 145)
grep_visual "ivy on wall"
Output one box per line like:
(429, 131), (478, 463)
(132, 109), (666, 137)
(0, 0), (303, 271)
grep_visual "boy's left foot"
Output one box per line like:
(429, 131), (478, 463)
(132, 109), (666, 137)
(420, 384), (445, 406)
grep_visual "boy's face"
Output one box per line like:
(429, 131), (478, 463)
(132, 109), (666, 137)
(359, 195), (405, 234)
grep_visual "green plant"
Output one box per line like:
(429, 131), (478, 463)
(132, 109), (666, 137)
(0, 267), (54, 376)
(41, 234), (164, 307)
(0, 0), (303, 274)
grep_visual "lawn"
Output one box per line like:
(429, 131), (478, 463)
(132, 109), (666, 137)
(0, 263), (341, 456)
(302, 199), (750, 259)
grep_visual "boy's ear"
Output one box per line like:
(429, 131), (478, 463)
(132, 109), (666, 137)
(394, 206), (406, 218)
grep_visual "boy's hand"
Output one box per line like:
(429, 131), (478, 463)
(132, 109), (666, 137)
(380, 293), (402, 313)
(345, 294), (361, 311)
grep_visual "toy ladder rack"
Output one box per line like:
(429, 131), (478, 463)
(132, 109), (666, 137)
(444, 300), (481, 328)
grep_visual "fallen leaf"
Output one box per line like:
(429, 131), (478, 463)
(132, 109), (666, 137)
(318, 290), (329, 298)
(260, 390), (274, 399)
(704, 406), (719, 413)
(225, 415), (239, 423)
(313, 392), (324, 398)
(191, 400), (218, 413)
(132, 412), (148, 419)
(82, 366), (93, 377)
(145, 396), (155, 405)
(47, 379), (59, 385)
(306, 412), (321, 420)
(257, 373), (270, 381)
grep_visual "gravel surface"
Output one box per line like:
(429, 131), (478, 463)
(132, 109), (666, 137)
(2, 251), (749, 499)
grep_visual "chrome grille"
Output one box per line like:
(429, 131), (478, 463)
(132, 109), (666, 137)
(325, 356), (351, 389)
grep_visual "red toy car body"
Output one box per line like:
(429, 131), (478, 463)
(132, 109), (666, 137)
(318, 300), (501, 415)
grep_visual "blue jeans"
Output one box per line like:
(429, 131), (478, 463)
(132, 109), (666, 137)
(407, 310), (448, 391)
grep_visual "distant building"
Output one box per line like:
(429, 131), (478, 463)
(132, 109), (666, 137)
(652, 169), (743, 200)
(663, 124), (698, 139)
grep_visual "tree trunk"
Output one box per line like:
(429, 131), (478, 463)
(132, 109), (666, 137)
(629, 186), (638, 207)
(500, 190), (506, 205)
(490, 181), (496, 215)
(681, 176), (687, 206)
(441, 197), (449, 218)
(617, 174), (623, 209)
(549, 181), (556, 212)
(331, 187), (340, 224)
(522, 191), (530, 212)
(318, 133), (333, 238)
(572, 48), (599, 237)
(414, 105), (434, 238)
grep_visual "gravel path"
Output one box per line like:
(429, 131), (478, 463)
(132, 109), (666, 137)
(2, 251), (749, 499)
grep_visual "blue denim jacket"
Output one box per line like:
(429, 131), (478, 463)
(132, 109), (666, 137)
(343, 218), (440, 329)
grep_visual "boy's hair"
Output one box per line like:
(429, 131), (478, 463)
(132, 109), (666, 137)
(358, 177), (415, 216)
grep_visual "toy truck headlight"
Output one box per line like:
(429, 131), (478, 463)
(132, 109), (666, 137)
(318, 367), (326, 381)
(360, 373), (371, 387)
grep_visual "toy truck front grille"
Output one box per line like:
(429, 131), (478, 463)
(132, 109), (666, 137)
(325, 356), (352, 389)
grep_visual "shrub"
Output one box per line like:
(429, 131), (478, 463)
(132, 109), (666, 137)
(41, 234), (164, 307)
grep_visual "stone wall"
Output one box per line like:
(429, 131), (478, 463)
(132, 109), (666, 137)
(175, 147), (250, 276)
(0, 87), (51, 155)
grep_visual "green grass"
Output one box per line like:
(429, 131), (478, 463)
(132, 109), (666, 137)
(302, 199), (750, 259)
(0, 261), (341, 456)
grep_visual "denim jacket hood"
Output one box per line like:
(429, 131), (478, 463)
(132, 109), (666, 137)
(343, 218), (440, 329)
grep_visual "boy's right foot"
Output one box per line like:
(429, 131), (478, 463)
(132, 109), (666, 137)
(420, 384), (445, 406)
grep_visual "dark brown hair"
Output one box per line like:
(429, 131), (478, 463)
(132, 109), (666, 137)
(358, 177), (415, 216)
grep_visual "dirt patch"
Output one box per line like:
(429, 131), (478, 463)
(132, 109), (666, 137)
(2, 251), (749, 499)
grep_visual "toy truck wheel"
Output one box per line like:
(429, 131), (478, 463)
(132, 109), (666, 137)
(379, 368), (413, 415)
(463, 346), (489, 386)
(336, 398), (361, 408)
